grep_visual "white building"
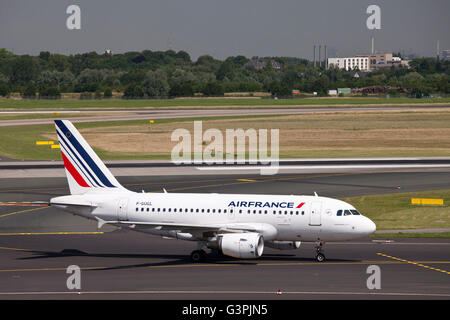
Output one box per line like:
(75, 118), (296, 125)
(327, 57), (369, 71)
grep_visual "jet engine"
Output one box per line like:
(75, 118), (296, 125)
(265, 241), (301, 250)
(218, 233), (264, 259)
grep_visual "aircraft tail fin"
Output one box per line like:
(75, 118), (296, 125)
(54, 120), (125, 195)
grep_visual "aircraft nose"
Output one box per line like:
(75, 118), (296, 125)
(364, 218), (377, 235)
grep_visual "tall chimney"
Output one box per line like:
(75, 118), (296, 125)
(371, 36), (374, 54)
(324, 45), (327, 69)
(313, 45), (316, 67)
(437, 40), (440, 61)
(318, 45), (321, 68)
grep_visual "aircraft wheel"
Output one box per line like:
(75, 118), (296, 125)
(190, 250), (206, 263)
(316, 253), (326, 262)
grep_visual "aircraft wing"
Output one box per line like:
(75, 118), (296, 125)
(95, 217), (275, 237)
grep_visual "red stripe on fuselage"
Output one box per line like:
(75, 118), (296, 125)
(61, 152), (90, 187)
(296, 202), (305, 208)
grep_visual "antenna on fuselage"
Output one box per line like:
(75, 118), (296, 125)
(314, 192), (318, 197)
(163, 188), (168, 193)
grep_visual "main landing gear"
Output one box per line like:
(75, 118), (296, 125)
(190, 250), (207, 263)
(314, 240), (326, 262)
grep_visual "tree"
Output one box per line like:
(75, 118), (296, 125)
(39, 51), (51, 61)
(216, 59), (235, 81)
(169, 82), (194, 97)
(175, 50), (191, 63)
(0, 83), (9, 96)
(9, 55), (37, 85)
(39, 86), (61, 99)
(0, 48), (14, 60)
(142, 69), (170, 98)
(123, 84), (144, 99)
(268, 81), (291, 97)
(23, 84), (37, 98)
(202, 82), (224, 96)
(311, 75), (330, 95)
(37, 70), (75, 92)
(48, 54), (70, 71)
(103, 88), (113, 98)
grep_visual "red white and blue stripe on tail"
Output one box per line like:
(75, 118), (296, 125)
(55, 120), (123, 194)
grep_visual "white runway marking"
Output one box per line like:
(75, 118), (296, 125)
(196, 164), (450, 171)
(0, 290), (448, 297)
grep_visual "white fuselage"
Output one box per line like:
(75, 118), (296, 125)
(51, 191), (377, 243)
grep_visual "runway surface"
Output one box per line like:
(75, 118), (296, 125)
(2, 105), (450, 127)
(0, 171), (449, 299)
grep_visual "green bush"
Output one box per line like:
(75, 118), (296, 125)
(22, 84), (37, 99)
(0, 84), (10, 97)
(103, 88), (113, 98)
(202, 82), (224, 96)
(80, 92), (93, 100)
(39, 86), (61, 99)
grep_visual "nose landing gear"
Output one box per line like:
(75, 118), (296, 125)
(314, 240), (326, 262)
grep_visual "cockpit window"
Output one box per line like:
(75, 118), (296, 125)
(338, 209), (361, 216)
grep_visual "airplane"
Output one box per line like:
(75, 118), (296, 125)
(49, 120), (377, 263)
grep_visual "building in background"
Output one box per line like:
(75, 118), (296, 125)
(327, 57), (369, 71)
(441, 50), (450, 61)
(328, 53), (407, 72)
(244, 59), (282, 71)
(356, 53), (393, 70)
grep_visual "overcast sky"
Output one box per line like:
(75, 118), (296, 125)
(1, 0), (449, 60)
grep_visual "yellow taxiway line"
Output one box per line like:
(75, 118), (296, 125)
(0, 206), (48, 218)
(377, 253), (450, 275)
(0, 232), (103, 236)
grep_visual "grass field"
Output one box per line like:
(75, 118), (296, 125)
(2, 109), (450, 160)
(1, 96), (450, 110)
(0, 113), (90, 121)
(342, 189), (450, 231)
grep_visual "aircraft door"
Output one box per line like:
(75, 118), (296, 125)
(117, 198), (129, 221)
(309, 201), (322, 226)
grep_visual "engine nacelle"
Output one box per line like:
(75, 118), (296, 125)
(219, 233), (264, 259)
(265, 241), (301, 250)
